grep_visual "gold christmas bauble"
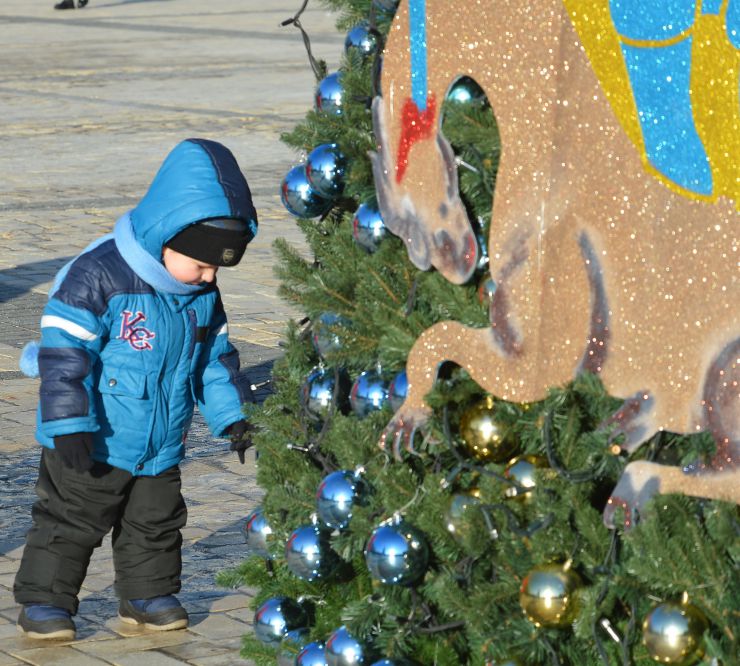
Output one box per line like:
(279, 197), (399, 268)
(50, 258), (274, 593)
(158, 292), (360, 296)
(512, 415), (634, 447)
(444, 489), (482, 542)
(519, 563), (582, 628)
(642, 600), (708, 665)
(504, 455), (548, 500)
(459, 396), (517, 462)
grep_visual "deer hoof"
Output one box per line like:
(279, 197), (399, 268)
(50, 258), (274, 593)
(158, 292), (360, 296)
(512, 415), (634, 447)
(379, 406), (432, 461)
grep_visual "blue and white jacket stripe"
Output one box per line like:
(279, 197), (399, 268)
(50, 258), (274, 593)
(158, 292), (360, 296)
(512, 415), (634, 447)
(35, 138), (257, 476)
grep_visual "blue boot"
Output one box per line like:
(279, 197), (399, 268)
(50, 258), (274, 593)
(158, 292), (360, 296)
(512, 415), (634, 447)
(118, 595), (188, 631)
(17, 605), (75, 640)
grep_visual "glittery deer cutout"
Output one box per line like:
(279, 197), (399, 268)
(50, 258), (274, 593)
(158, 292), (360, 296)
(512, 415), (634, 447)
(369, 0), (739, 527)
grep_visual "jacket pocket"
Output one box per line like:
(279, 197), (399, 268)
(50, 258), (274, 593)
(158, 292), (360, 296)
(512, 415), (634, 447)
(97, 364), (148, 399)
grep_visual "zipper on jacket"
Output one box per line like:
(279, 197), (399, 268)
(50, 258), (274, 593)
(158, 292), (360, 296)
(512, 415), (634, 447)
(187, 308), (197, 359)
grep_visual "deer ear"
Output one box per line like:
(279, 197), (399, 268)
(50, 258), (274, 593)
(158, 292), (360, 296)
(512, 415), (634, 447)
(437, 132), (462, 201)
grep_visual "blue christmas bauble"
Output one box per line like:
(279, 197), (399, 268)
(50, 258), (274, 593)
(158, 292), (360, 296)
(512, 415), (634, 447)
(312, 312), (351, 359)
(387, 369), (408, 412)
(474, 227), (489, 274)
(281, 165), (332, 218)
(325, 626), (366, 666)
(285, 525), (339, 581)
(365, 520), (429, 585)
(316, 470), (369, 531)
(372, 0), (400, 14)
(315, 72), (344, 115)
(445, 75), (487, 105)
(297, 641), (328, 666)
(344, 22), (379, 58)
(253, 597), (308, 647)
(241, 506), (273, 558)
(301, 366), (351, 421)
(306, 143), (347, 199)
(352, 203), (387, 253)
(370, 660), (417, 666)
(278, 628), (311, 666)
(350, 369), (390, 417)
(477, 277), (497, 304)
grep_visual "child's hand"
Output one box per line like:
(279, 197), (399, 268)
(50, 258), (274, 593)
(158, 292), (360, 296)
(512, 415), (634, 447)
(53, 433), (95, 472)
(227, 420), (255, 464)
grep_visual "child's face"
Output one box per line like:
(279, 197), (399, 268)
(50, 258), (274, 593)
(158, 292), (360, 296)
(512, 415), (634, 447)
(163, 247), (219, 285)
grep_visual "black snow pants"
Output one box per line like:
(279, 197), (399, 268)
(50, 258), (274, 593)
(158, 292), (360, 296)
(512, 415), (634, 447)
(13, 448), (187, 615)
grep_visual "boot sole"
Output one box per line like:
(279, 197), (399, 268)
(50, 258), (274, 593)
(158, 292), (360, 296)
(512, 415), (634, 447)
(118, 613), (188, 631)
(17, 624), (75, 640)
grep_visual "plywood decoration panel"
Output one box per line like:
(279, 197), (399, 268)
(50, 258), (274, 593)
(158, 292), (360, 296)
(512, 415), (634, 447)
(370, 0), (739, 525)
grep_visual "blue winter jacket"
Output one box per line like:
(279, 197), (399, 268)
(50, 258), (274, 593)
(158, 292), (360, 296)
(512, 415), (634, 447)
(35, 138), (258, 476)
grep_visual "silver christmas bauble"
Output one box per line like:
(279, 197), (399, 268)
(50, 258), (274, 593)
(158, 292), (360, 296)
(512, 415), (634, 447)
(365, 520), (429, 585)
(325, 626), (366, 666)
(445, 75), (487, 106)
(306, 143), (347, 199)
(253, 597), (308, 647)
(312, 312), (351, 359)
(352, 203), (387, 253)
(297, 641), (328, 666)
(316, 469), (369, 530)
(474, 227), (489, 274)
(315, 72), (344, 115)
(285, 525), (339, 581)
(387, 369), (408, 412)
(350, 369), (390, 417)
(278, 628), (311, 666)
(281, 165), (332, 218)
(344, 22), (379, 58)
(241, 506), (273, 558)
(301, 366), (351, 421)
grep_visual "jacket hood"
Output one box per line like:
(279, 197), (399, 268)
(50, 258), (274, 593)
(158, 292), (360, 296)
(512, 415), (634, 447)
(130, 138), (258, 260)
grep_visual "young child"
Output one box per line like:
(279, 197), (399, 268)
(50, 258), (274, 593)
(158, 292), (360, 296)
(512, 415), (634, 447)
(14, 138), (258, 640)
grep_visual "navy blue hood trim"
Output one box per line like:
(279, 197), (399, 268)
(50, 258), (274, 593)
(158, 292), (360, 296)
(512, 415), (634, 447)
(186, 138), (257, 223)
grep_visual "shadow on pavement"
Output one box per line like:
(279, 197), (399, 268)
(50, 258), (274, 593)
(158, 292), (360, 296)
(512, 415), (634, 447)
(0, 257), (72, 304)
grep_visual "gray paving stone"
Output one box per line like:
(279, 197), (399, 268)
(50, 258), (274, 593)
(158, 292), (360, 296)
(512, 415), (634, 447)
(0, 0), (344, 663)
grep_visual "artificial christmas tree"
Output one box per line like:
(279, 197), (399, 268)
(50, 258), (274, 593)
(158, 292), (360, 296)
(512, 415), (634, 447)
(218, 1), (738, 664)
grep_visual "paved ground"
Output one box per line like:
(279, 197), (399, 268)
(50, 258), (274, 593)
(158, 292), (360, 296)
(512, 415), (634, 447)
(0, 1), (344, 663)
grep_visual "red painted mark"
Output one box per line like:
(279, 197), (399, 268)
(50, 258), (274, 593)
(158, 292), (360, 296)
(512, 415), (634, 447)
(395, 95), (437, 183)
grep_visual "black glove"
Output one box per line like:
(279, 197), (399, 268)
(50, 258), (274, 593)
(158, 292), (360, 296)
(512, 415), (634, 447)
(228, 420), (256, 464)
(53, 432), (95, 472)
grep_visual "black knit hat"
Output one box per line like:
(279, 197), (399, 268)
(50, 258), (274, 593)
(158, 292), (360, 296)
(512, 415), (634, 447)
(166, 217), (256, 267)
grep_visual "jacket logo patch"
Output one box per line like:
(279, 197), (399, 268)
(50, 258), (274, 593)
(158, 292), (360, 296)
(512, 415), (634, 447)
(118, 311), (156, 351)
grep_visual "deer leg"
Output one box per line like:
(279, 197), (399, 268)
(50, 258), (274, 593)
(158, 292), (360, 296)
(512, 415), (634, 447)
(380, 320), (533, 459)
(604, 460), (740, 530)
(600, 390), (658, 454)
